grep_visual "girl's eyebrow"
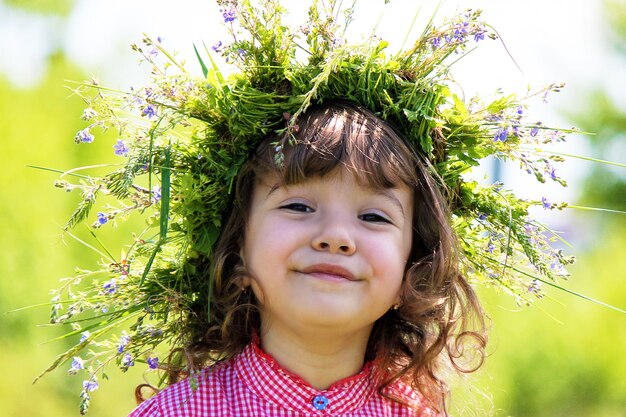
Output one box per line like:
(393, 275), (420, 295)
(374, 189), (407, 219)
(264, 183), (282, 199)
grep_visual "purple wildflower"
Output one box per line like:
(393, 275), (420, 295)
(551, 261), (567, 276)
(432, 37), (442, 48)
(486, 113), (502, 123)
(97, 212), (108, 225)
(103, 278), (116, 295)
(223, 8), (236, 23)
(121, 353), (135, 367)
(117, 331), (130, 354)
(452, 21), (469, 41)
(541, 197), (551, 209)
(549, 167), (557, 180)
(132, 95), (145, 108)
(79, 331), (90, 343)
(211, 41), (223, 52)
(478, 213), (488, 221)
(113, 139), (129, 157)
(151, 186), (162, 203)
(142, 104), (157, 119)
(144, 87), (154, 98)
(147, 357), (159, 369)
(82, 378), (99, 392)
(516, 105), (524, 115)
(524, 223), (537, 235)
(81, 108), (97, 121)
(494, 128), (508, 142)
(75, 128), (94, 144)
(69, 357), (84, 375)
(473, 31), (485, 42)
(528, 279), (542, 295)
(487, 242), (495, 253)
(147, 327), (164, 337)
(530, 126), (540, 137)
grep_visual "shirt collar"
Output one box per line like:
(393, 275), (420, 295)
(235, 341), (381, 413)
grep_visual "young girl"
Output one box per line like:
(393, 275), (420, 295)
(128, 100), (486, 417)
(43, 4), (576, 415)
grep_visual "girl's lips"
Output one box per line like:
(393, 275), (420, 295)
(299, 264), (357, 281)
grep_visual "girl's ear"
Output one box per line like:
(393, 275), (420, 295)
(392, 293), (402, 310)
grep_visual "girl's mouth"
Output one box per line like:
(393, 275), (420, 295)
(299, 264), (357, 282)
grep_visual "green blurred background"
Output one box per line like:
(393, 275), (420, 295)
(1, 0), (624, 416)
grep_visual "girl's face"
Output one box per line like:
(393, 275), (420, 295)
(242, 167), (414, 338)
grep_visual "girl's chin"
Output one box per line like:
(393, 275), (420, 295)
(285, 303), (382, 329)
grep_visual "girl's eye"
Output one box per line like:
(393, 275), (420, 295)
(280, 203), (314, 213)
(359, 213), (392, 224)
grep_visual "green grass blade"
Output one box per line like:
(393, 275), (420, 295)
(193, 43), (209, 78)
(567, 205), (626, 215)
(26, 165), (91, 179)
(87, 229), (118, 263)
(139, 241), (161, 288)
(65, 229), (116, 263)
(137, 144), (170, 288)
(399, 3), (423, 52)
(32, 312), (138, 383)
(535, 277), (626, 314)
(497, 262), (626, 315)
(201, 42), (226, 86)
(527, 149), (626, 168)
(159, 147), (171, 240)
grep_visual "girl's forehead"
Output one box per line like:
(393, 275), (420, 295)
(252, 107), (421, 190)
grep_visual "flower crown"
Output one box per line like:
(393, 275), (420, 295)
(42, 0), (576, 413)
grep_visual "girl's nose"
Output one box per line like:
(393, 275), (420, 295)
(311, 219), (356, 255)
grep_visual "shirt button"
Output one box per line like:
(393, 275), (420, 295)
(312, 394), (329, 410)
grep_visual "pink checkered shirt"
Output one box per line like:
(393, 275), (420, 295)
(128, 342), (440, 416)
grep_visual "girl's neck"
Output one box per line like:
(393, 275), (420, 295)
(258, 324), (372, 390)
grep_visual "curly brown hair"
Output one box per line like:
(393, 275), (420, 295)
(154, 100), (486, 413)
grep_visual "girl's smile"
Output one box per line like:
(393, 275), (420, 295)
(298, 263), (358, 282)
(242, 167), (414, 337)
